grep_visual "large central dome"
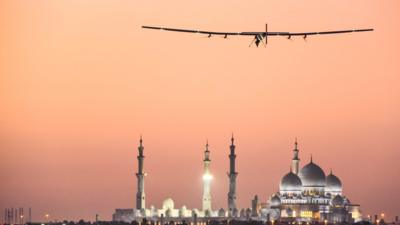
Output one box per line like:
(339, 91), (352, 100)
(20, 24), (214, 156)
(298, 160), (326, 188)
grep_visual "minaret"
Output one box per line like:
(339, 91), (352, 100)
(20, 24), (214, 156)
(202, 140), (212, 213)
(136, 136), (146, 210)
(227, 134), (238, 213)
(291, 138), (300, 174)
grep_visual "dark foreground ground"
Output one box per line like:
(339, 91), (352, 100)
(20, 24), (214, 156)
(11, 219), (398, 225)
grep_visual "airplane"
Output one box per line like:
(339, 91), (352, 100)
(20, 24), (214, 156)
(141, 24), (373, 47)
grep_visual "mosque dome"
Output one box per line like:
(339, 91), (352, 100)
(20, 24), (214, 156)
(162, 198), (175, 210)
(325, 171), (342, 193)
(331, 194), (344, 206)
(299, 159), (326, 187)
(270, 194), (281, 207)
(179, 206), (188, 217)
(280, 171), (302, 192)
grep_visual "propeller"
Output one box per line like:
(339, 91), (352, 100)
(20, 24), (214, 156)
(220, 34), (229, 39)
(201, 34), (212, 38)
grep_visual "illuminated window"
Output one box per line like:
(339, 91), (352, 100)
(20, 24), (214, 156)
(300, 211), (313, 218)
(351, 211), (360, 219)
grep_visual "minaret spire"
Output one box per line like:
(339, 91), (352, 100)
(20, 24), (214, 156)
(227, 134), (238, 215)
(202, 140), (212, 214)
(136, 136), (146, 210)
(291, 138), (300, 174)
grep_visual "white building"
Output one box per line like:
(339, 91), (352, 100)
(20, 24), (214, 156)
(261, 140), (362, 223)
(113, 138), (363, 223)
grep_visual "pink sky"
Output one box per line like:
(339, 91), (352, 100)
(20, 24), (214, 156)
(1, 0), (399, 222)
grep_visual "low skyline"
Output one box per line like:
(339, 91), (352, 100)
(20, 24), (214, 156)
(1, 0), (399, 222)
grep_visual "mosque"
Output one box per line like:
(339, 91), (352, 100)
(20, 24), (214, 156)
(112, 137), (362, 223)
(261, 139), (362, 223)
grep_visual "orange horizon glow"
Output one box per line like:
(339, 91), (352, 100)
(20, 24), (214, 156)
(1, 0), (400, 222)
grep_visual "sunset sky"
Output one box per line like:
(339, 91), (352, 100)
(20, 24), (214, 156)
(1, 0), (399, 222)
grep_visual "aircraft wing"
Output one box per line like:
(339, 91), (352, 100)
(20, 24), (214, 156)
(142, 26), (241, 36)
(142, 26), (373, 37)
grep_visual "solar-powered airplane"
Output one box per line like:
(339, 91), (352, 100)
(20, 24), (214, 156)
(142, 24), (373, 47)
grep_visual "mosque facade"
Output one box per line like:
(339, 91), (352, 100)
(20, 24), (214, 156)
(112, 137), (362, 223)
(261, 140), (362, 223)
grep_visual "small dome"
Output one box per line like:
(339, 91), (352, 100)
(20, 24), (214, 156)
(179, 206), (187, 217)
(299, 160), (326, 187)
(326, 171), (342, 193)
(331, 195), (344, 206)
(270, 194), (281, 207)
(280, 171), (302, 192)
(162, 198), (174, 210)
(218, 208), (226, 217)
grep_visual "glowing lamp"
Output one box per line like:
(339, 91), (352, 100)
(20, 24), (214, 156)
(203, 174), (213, 181)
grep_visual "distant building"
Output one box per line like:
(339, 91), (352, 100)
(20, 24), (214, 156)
(113, 137), (362, 223)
